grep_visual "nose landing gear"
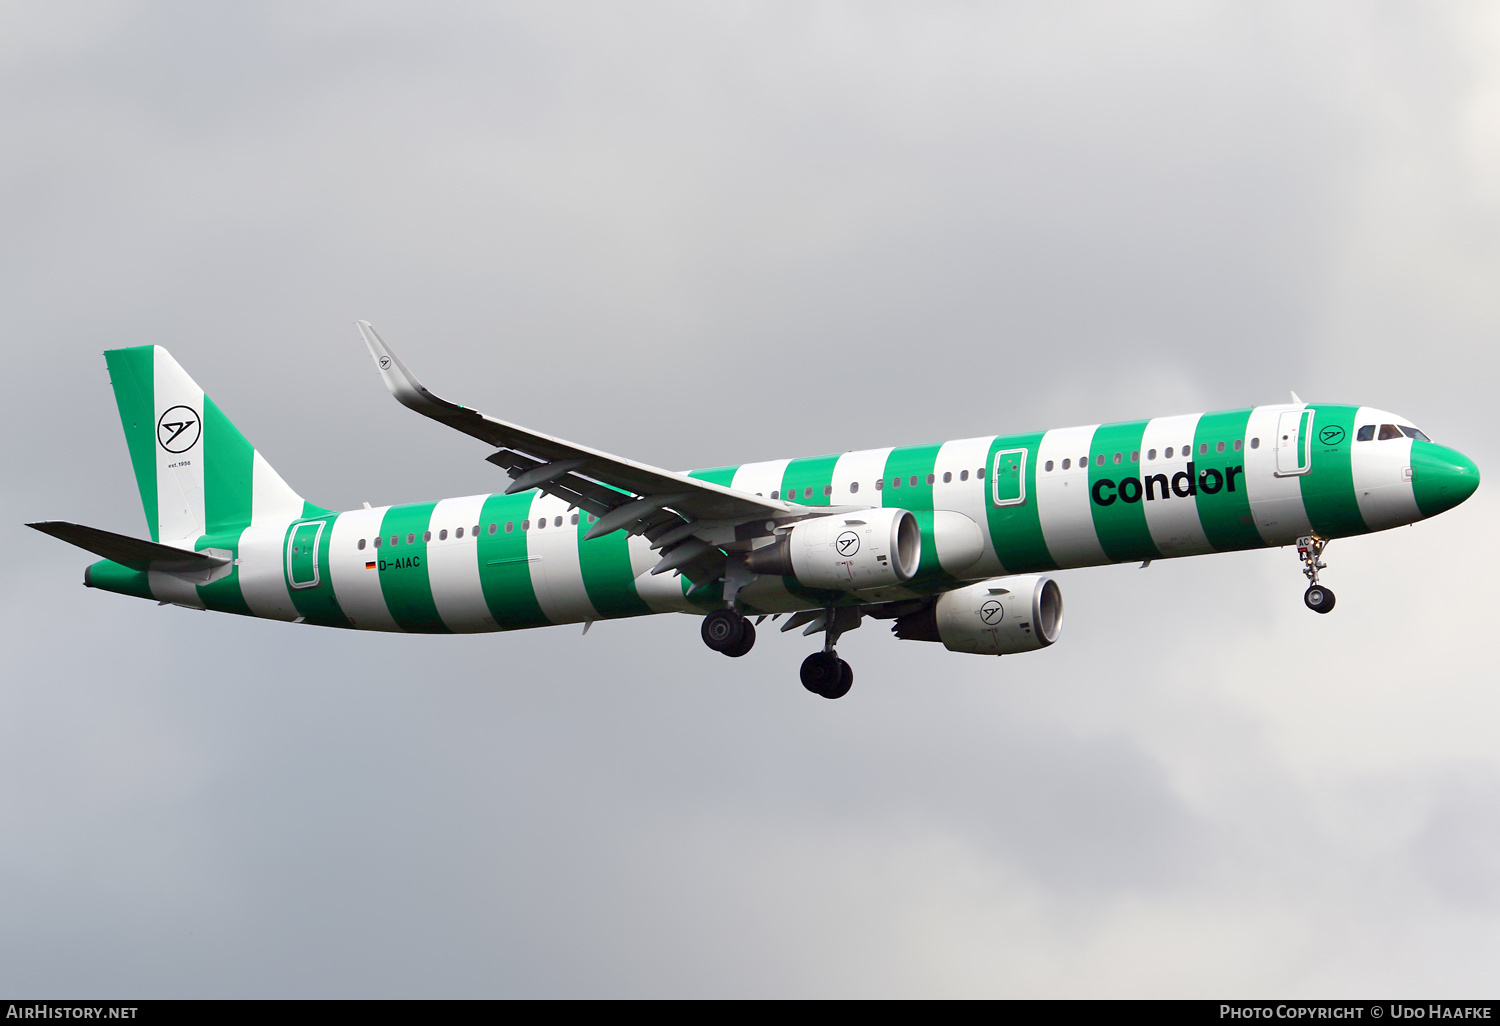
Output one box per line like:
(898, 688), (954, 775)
(1297, 535), (1336, 614)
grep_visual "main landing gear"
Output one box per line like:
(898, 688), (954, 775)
(1297, 535), (1336, 614)
(701, 608), (756, 657)
(800, 651), (853, 700)
(699, 603), (858, 700)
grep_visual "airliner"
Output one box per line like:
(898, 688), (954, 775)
(28, 324), (1480, 699)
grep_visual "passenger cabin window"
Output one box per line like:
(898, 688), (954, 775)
(1147, 449), (1157, 461)
(1401, 426), (1430, 442)
(875, 479), (884, 490)
(925, 474), (934, 485)
(554, 516), (563, 527)
(1250, 438), (1260, 449)
(1164, 447), (1173, 459)
(1357, 425), (1375, 441)
(770, 490), (779, 499)
(1131, 451), (1139, 463)
(522, 520), (530, 530)
(943, 472), (952, 483)
(505, 522), (513, 532)
(1044, 460), (1054, 472)
(850, 482), (859, 494)
(890, 476), (900, 488)
(438, 530), (447, 541)
(825, 485), (833, 495)
(1062, 459), (1071, 470)
(977, 468), (985, 479)
(570, 514), (579, 525)
(487, 523), (496, 534)
(423, 531), (431, 542)
(358, 538), (366, 550)
(1378, 424), (1403, 440)
(959, 470), (969, 482)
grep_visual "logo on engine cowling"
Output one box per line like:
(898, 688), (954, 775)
(980, 600), (1003, 625)
(836, 531), (860, 556)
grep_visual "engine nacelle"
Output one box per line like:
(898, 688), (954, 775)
(747, 508), (921, 591)
(893, 575), (1062, 655)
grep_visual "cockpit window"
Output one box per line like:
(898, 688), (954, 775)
(1400, 425), (1430, 442)
(1378, 424), (1403, 441)
(1356, 425), (1375, 441)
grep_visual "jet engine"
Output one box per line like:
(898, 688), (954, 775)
(893, 574), (1062, 655)
(747, 508), (921, 590)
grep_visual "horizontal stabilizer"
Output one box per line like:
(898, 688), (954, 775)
(26, 521), (230, 573)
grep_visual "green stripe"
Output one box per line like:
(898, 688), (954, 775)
(1086, 421), (1161, 563)
(880, 443), (941, 514)
(1192, 409), (1261, 551)
(84, 559), (154, 600)
(284, 513), (348, 627)
(103, 347), (158, 541)
(986, 432), (1057, 573)
(1299, 404), (1368, 538)
(779, 454), (841, 506)
(376, 502), (449, 633)
(201, 395), (255, 533)
(576, 513), (652, 619)
(475, 493), (549, 630)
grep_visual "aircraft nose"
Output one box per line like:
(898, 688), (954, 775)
(1412, 442), (1480, 518)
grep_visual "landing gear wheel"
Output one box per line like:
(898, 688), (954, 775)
(721, 618), (756, 658)
(1304, 585), (1336, 614)
(701, 608), (748, 652)
(801, 651), (852, 699)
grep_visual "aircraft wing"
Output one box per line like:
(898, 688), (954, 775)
(356, 322), (835, 580)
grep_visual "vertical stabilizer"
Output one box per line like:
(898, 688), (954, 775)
(104, 346), (316, 543)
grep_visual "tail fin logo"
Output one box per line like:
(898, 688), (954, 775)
(156, 405), (201, 453)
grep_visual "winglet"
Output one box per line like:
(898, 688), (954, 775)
(356, 320), (459, 418)
(1291, 390), (1303, 404)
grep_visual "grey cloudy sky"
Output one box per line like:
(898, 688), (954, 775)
(3, 0), (1498, 997)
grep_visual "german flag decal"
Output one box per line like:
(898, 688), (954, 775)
(365, 561), (376, 570)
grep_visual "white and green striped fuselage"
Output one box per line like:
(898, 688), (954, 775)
(77, 343), (1478, 638)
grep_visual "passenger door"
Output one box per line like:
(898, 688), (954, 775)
(1275, 410), (1313, 477)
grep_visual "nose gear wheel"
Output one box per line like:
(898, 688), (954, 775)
(1296, 535), (1336, 614)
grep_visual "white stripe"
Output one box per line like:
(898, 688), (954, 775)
(1034, 426), (1109, 568)
(1350, 407), (1418, 533)
(931, 436), (1000, 576)
(828, 448), (891, 508)
(1243, 404), (1313, 545)
(236, 522), (301, 621)
(152, 347), (206, 545)
(328, 507), (402, 631)
(1137, 414), (1214, 557)
(425, 495), (495, 632)
(250, 451), (304, 525)
(526, 493), (599, 626)
(730, 458), (794, 499)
